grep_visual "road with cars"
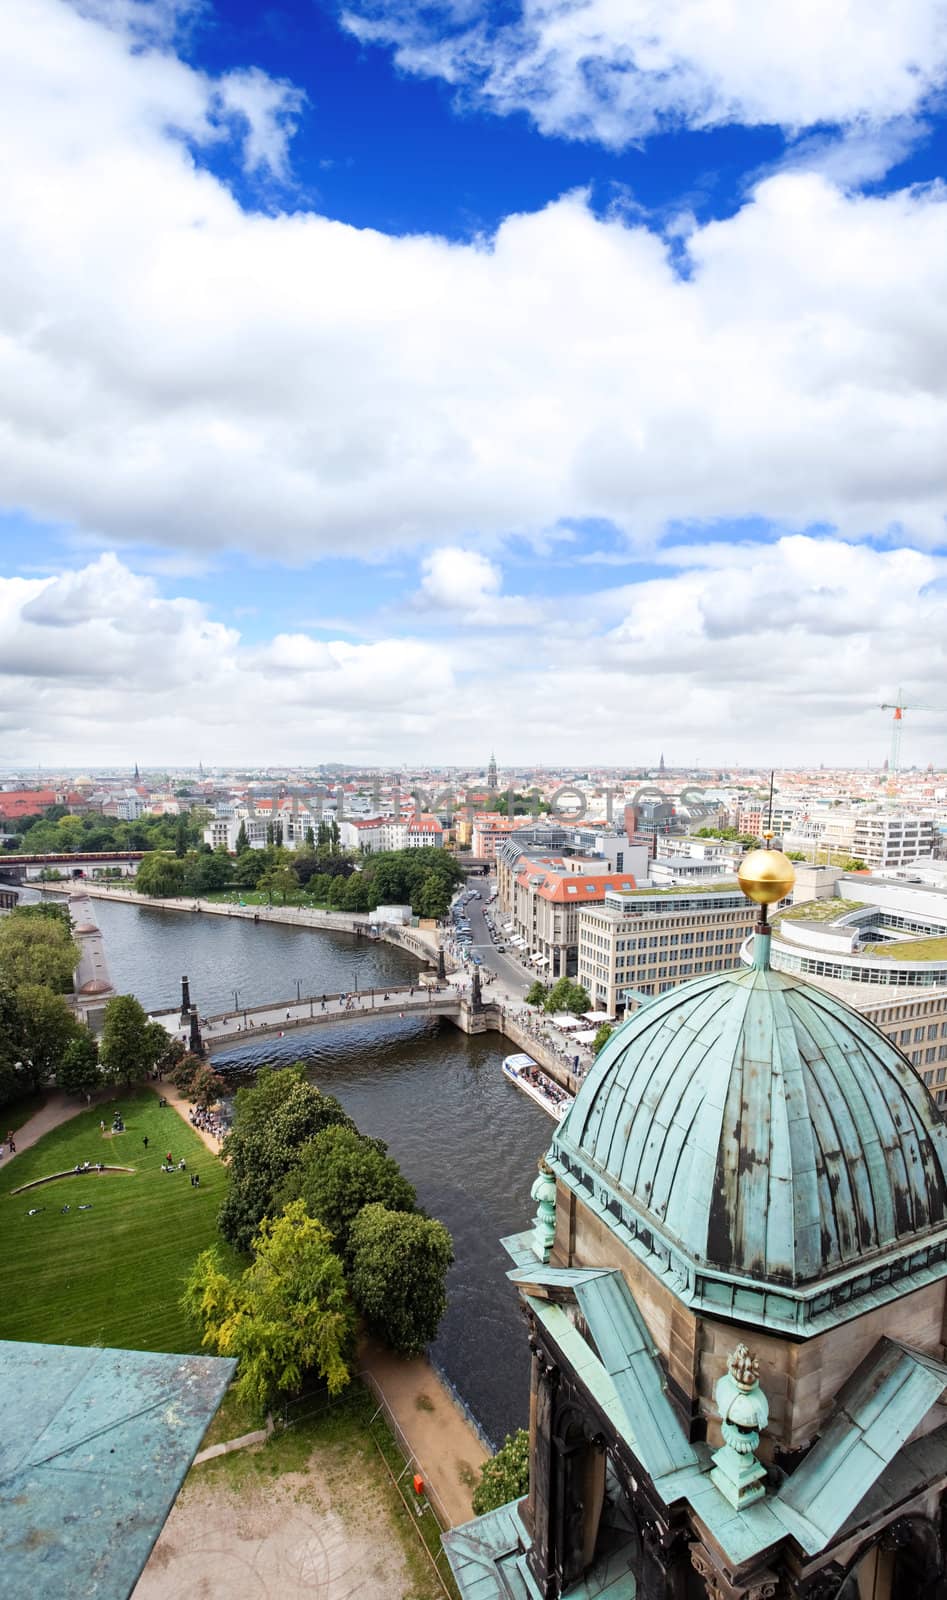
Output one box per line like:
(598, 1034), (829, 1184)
(450, 877), (532, 1001)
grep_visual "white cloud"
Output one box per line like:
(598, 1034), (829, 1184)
(341, 0), (947, 148)
(4, 0), (947, 573)
(417, 547), (541, 624)
(3, 543), (947, 766)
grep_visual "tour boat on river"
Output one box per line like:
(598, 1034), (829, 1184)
(502, 1053), (574, 1122)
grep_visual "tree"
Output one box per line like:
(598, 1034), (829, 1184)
(135, 851), (187, 898)
(56, 1030), (101, 1096)
(258, 864), (297, 905)
(349, 1204), (453, 1356)
(525, 981), (549, 1007)
(472, 1430), (530, 1515)
(99, 995), (165, 1085)
(278, 1126), (417, 1260)
(413, 870), (450, 920)
(218, 1067), (356, 1251)
(786, 850), (807, 861)
(11, 984), (83, 1079)
(174, 814), (190, 858)
(593, 1023), (613, 1053)
(842, 857), (868, 872)
(0, 906), (79, 993)
(543, 977), (590, 1016)
(189, 1062), (228, 1108)
(304, 825), (315, 849)
(234, 850), (266, 889)
(235, 820), (249, 854)
(184, 1201), (355, 1409)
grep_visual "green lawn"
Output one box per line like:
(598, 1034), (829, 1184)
(0, 1088), (242, 1352)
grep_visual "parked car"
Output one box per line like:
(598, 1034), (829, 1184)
(496, 944), (507, 953)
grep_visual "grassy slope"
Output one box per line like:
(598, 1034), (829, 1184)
(0, 1087), (242, 1352)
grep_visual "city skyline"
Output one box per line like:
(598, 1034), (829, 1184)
(4, 1), (947, 764)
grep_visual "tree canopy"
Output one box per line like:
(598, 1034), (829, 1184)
(218, 1066), (356, 1252)
(184, 1201), (355, 1409)
(349, 1203), (453, 1356)
(543, 977), (590, 1017)
(278, 1125), (417, 1261)
(99, 995), (166, 1086)
(0, 904), (79, 993)
(472, 1430), (530, 1516)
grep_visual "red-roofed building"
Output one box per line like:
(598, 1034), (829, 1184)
(499, 853), (638, 978)
(0, 788), (60, 820)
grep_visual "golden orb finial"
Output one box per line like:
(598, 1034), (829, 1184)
(738, 848), (795, 906)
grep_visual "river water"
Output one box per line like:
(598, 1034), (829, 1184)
(64, 894), (552, 1447)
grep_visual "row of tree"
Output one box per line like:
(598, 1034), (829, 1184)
(185, 1066), (453, 1407)
(524, 976), (592, 1015)
(134, 843), (464, 921)
(6, 805), (209, 857)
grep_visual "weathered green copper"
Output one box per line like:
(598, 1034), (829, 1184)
(710, 1345), (769, 1509)
(1, 1339), (234, 1600)
(529, 1160), (557, 1262)
(548, 929), (947, 1332)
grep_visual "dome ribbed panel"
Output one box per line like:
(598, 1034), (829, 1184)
(557, 963), (947, 1288)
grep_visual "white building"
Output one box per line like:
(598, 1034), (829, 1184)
(852, 813), (938, 869)
(578, 886), (758, 1016)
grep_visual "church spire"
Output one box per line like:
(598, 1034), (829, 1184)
(487, 751), (498, 791)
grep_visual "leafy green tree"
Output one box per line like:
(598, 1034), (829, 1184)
(349, 1204), (453, 1356)
(12, 984), (83, 1079)
(543, 977), (590, 1016)
(278, 1126), (417, 1260)
(186, 850), (233, 894)
(168, 1052), (203, 1092)
(218, 1067), (356, 1251)
(0, 906), (79, 993)
(235, 821), (249, 854)
(174, 814), (190, 858)
(786, 850), (807, 861)
(304, 825), (315, 848)
(233, 850), (266, 889)
(414, 870), (450, 919)
(259, 864), (297, 904)
(135, 851), (187, 897)
(472, 1430), (530, 1515)
(341, 873), (373, 912)
(525, 981), (549, 1007)
(56, 1029), (101, 1096)
(842, 857), (868, 871)
(99, 995), (166, 1085)
(184, 1201), (355, 1408)
(593, 1023), (613, 1053)
(189, 1062), (228, 1108)
(327, 873), (348, 908)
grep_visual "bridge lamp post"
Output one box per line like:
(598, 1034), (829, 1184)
(295, 978), (301, 1004)
(354, 969), (359, 996)
(233, 990), (239, 1012)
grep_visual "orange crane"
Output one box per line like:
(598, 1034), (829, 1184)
(879, 689), (944, 784)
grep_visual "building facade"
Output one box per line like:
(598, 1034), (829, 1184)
(578, 886), (759, 1016)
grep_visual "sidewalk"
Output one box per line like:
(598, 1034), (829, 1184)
(2, 1087), (114, 1159)
(359, 1336), (489, 1528)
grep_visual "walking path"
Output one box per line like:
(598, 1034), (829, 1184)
(359, 1337), (488, 1527)
(1, 1087), (114, 1159)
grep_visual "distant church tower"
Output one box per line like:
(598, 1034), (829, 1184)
(659, 751), (666, 775)
(133, 761), (140, 782)
(487, 752), (498, 792)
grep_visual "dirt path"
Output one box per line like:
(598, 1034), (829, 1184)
(151, 1079), (226, 1156)
(359, 1337), (488, 1528)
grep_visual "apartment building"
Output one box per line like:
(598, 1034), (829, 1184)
(496, 851), (640, 977)
(578, 886), (757, 1016)
(852, 812), (938, 869)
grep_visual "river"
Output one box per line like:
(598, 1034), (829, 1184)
(62, 893), (552, 1447)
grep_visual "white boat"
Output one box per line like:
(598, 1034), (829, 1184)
(502, 1053), (574, 1122)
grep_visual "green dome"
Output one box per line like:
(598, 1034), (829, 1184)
(548, 937), (947, 1330)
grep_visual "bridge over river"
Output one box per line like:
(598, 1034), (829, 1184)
(153, 979), (482, 1053)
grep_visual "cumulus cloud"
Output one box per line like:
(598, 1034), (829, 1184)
(0, 555), (455, 761)
(341, 0), (947, 148)
(416, 547), (541, 624)
(4, 0), (947, 567)
(3, 543), (947, 765)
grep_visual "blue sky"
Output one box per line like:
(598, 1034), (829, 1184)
(4, 0), (947, 767)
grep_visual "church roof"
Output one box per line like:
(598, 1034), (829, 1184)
(549, 931), (947, 1332)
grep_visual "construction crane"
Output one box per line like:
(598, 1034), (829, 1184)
(879, 689), (944, 785)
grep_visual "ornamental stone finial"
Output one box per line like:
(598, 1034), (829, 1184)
(530, 1158), (557, 1263)
(711, 1344), (769, 1510)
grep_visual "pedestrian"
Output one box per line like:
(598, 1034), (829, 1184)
(100, 1119), (105, 1132)
(8, 1134), (15, 1154)
(142, 1136), (149, 1151)
(166, 1150), (173, 1165)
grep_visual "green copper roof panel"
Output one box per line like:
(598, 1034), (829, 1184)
(572, 1272), (699, 1480)
(0, 1339), (234, 1600)
(776, 1339), (947, 1546)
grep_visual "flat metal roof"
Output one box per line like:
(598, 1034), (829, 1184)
(0, 1339), (234, 1599)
